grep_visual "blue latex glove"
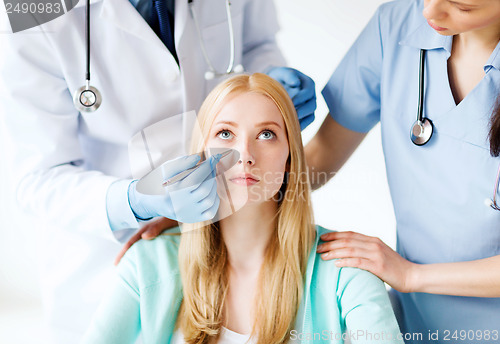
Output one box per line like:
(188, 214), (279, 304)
(267, 67), (316, 130)
(128, 154), (220, 223)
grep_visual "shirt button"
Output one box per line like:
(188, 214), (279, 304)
(167, 72), (178, 82)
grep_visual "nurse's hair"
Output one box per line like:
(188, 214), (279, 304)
(489, 95), (500, 157)
(176, 73), (315, 344)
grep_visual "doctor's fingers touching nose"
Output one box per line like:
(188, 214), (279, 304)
(316, 230), (418, 294)
(170, 154), (221, 192)
(267, 67), (317, 131)
(164, 155), (222, 223)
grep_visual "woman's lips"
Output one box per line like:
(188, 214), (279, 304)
(427, 20), (447, 31)
(229, 174), (260, 186)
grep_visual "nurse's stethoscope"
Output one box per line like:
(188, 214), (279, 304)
(412, 50), (500, 210)
(74, 0), (243, 113)
(490, 162), (500, 211)
(188, 0), (243, 80)
(410, 49), (434, 146)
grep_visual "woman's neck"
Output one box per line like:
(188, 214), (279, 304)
(219, 200), (278, 272)
(455, 21), (500, 52)
(447, 21), (500, 104)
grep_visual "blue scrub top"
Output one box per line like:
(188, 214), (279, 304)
(322, 0), (500, 341)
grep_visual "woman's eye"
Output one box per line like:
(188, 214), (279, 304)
(258, 130), (276, 140)
(217, 130), (233, 140)
(454, 5), (472, 12)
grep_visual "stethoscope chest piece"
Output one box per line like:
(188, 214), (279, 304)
(73, 84), (102, 112)
(410, 118), (433, 146)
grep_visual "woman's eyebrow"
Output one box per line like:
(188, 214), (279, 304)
(212, 120), (282, 129)
(448, 0), (478, 7)
(214, 120), (238, 127)
(258, 121), (282, 129)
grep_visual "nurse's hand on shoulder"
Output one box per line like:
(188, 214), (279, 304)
(316, 231), (419, 293)
(267, 67), (316, 130)
(128, 154), (220, 224)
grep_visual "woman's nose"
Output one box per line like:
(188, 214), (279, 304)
(237, 141), (255, 166)
(423, 0), (447, 21)
(238, 154), (255, 166)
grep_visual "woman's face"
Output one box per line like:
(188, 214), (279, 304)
(205, 92), (289, 209)
(423, 0), (500, 35)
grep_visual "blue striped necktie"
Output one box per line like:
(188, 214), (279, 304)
(152, 0), (178, 64)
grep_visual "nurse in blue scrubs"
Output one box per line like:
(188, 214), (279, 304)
(308, 0), (500, 342)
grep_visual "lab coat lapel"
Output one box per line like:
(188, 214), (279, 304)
(99, 0), (179, 70)
(175, 0), (189, 48)
(73, 0), (102, 8)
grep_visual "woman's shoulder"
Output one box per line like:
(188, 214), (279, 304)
(311, 225), (339, 279)
(117, 227), (182, 288)
(315, 225), (335, 238)
(128, 227), (182, 260)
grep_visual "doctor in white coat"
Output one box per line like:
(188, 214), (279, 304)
(0, 0), (315, 342)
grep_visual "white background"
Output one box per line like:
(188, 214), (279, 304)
(0, 0), (392, 342)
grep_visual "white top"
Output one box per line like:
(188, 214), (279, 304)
(171, 327), (255, 344)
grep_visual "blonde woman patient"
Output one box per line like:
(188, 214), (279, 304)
(82, 74), (403, 344)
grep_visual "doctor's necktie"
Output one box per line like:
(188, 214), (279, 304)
(152, 0), (179, 65)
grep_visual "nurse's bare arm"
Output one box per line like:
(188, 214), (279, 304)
(304, 115), (367, 190)
(410, 255), (500, 297)
(318, 231), (500, 298)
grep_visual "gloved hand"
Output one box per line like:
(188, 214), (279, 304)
(267, 67), (316, 130)
(128, 154), (220, 223)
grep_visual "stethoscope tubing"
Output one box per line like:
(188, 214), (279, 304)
(225, 0), (236, 74)
(85, 0), (91, 82)
(417, 49), (425, 123)
(188, 0), (241, 79)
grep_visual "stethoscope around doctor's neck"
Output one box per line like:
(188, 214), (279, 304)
(74, 0), (242, 113)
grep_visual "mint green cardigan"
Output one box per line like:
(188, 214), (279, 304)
(83, 226), (404, 343)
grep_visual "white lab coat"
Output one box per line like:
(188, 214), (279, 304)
(0, 0), (285, 342)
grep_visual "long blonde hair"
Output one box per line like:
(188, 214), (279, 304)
(177, 73), (315, 344)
